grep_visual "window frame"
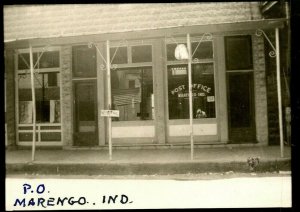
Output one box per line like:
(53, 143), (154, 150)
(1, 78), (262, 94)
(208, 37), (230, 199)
(165, 36), (217, 121)
(15, 46), (62, 145)
(109, 40), (155, 123)
(110, 40), (154, 67)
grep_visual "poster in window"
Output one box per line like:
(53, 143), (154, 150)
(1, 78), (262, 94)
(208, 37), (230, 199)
(19, 101), (33, 124)
(50, 100), (60, 123)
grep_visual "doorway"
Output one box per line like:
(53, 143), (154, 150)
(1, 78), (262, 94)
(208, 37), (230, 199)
(73, 80), (98, 146)
(227, 72), (256, 143)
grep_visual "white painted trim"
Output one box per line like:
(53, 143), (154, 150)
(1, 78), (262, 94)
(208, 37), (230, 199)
(110, 39), (156, 47)
(19, 123), (61, 126)
(169, 124), (217, 136)
(112, 126), (155, 138)
(18, 68), (60, 74)
(17, 142), (63, 146)
(226, 69), (254, 73)
(17, 46), (61, 53)
(72, 77), (97, 80)
(18, 130), (62, 133)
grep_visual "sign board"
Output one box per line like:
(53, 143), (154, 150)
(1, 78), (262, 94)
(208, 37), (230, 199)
(172, 67), (187, 75)
(207, 96), (215, 102)
(101, 110), (119, 117)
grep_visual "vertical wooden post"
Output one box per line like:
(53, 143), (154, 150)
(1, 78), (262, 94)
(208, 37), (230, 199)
(187, 33), (194, 160)
(106, 40), (112, 160)
(275, 28), (284, 158)
(29, 45), (36, 161)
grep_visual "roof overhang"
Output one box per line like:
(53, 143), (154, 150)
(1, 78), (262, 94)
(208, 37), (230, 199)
(4, 18), (286, 49)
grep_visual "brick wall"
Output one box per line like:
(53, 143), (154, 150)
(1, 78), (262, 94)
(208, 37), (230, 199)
(61, 46), (73, 147)
(5, 49), (16, 147)
(252, 34), (268, 144)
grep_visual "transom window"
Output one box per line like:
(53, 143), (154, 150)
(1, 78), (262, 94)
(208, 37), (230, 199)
(225, 35), (253, 70)
(72, 45), (97, 77)
(110, 44), (152, 64)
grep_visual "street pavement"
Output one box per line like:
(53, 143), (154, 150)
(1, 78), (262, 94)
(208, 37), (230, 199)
(6, 146), (291, 175)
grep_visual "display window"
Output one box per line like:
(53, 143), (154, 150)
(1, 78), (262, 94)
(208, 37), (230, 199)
(166, 40), (216, 120)
(111, 67), (154, 121)
(16, 47), (61, 143)
(110, 42), (154, 122)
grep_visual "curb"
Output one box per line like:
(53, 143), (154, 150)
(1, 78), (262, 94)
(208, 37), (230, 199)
(6, 159), (291, 175)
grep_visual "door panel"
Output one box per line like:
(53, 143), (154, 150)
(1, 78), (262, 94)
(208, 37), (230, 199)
(73, 81), (98, 146)
(227, 72), (256, 143)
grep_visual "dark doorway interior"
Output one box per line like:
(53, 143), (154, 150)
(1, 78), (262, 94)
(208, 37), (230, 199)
(227, 72), (256, 143)
(73, 81), (98, 146)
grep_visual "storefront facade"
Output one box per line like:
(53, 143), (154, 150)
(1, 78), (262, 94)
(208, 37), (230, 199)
(4, 3), (286, 148)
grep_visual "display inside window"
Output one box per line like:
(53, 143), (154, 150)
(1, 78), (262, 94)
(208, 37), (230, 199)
(18, 73), (61, 123)
(111, 67), (154, 121)
(168, 63), (216, 119)
(132, 45), (152, 63)
(72, 45), (97, 77)
(225, 35), (253, 70)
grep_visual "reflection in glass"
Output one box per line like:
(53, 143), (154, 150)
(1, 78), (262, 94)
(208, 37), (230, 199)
(111, 67), (154, 121)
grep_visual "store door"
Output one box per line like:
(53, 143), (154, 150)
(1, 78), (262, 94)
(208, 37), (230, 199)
(227, 72), (256, 143)
(73, 81), (98, 146)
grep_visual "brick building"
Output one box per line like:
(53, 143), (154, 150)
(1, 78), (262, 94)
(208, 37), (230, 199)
(4, 3), (289, 149)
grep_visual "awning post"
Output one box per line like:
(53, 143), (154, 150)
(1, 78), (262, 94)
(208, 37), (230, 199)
(187, 33), (194, 160)
(275, 28), (284, 158)
(29, 45), (36, 161)
(106, 40), (112, 160)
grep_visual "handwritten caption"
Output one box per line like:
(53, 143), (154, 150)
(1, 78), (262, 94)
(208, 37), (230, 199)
(14, 183), (133, 208)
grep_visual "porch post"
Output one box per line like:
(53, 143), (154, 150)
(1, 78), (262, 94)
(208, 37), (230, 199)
(275, 28), (284, 158)
(106, 40), (112, 160)
(187, 33), (194, 160)
(29, 45), (37, 161)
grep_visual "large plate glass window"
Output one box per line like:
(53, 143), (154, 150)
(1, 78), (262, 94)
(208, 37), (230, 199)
(167, 40), (216, 119)
(17, 48), (61, 143)
(110, 43), (154, 121)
